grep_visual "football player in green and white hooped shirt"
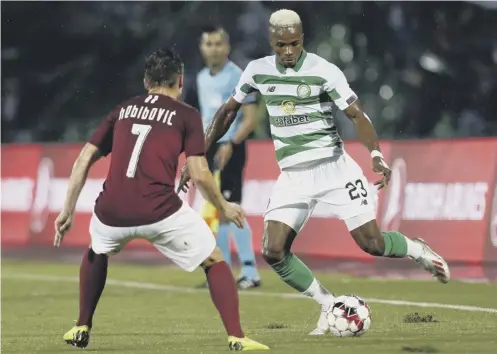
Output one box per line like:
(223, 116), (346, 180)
(178, 9), (450, 335)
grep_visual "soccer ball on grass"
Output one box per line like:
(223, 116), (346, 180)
(327, 295), (372, 337)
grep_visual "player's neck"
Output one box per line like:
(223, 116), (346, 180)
(209, 59), (229, 75)
(148, 88), (179, 99)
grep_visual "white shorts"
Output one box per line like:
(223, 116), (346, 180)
(264, 153), (376, 233)
(89, 203), (216, 272)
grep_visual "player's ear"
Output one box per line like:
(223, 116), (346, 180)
(178, 75), (184, 90)
(143, 78), (150, 91)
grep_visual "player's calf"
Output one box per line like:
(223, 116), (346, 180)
(349, 219), (450, 283)
(76, 247), (108, 328)
(349, 220), (385, 256)
(262, 220), (334, 335)
(201, 247), (244, 338)
(200, 247), (269, 349)
(62, 247), (107, 348)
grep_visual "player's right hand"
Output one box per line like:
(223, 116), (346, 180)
(221, 202), (245, 228)
(54, 210), (74, 247)
(177, 164), (191, 193)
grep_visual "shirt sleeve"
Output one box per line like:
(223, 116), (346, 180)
(184, 110), (206, 157)
(88, 106), (120, 156)
(243, 92), (258, 105)
(322, 63), (358, 110)
(232, 61), (259, 104)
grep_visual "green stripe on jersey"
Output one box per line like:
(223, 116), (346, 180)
(272, 127), (338, 146)
(240, 83), (257, 94)
(253, 74), (327, 86)
(264, 92), (332, 106)
(327, 89), (341, 100)
(275, 142), (340, 161)
(269, 113), (331, 127)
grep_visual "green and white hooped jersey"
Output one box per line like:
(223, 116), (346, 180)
(232, 51), (358, 170)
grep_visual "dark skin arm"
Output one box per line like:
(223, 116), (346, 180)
(204, 98), (243, 152)
(177, 97), (242, 193)
(344, 99), (391, 190)
(215, 102), (258, 170)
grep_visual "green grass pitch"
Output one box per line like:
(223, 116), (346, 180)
(2, 260), (496, 353)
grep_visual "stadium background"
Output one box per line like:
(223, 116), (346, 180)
(2, 1), (497, 282)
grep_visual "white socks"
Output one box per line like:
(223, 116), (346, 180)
(406, 238), (423, 259)
(303, 279), (334, 305)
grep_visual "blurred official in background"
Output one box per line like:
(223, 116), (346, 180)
(196, 26), (261, 289)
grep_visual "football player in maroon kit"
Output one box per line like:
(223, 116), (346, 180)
(54, 49), (269, 351)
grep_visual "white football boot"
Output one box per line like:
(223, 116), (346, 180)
(308, 295), (335, 335)
(410, 238), (450, 283)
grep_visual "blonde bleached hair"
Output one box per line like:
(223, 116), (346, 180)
(269, 9), (302, 27)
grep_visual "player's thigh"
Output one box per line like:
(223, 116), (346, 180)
(89, 214), (134, 255)
(264, 170), (315, 234)
(151, 204), (216, 272)
(219, 145), (245, 203)
(318, 154), (376, 231)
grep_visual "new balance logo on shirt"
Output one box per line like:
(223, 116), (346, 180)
(267, 86), (276, 93)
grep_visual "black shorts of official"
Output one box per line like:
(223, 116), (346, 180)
(206, 142), (246, 203)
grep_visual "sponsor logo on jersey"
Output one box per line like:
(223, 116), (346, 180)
(297, 84), (311, 98)
(272, 115), (311, 127)
(281, 100), (296, 114)
(267, 86), (276, 93)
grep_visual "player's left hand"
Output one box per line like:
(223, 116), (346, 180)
(54, 210), (74, 247)
(215, 142), (233, 170)
(372, 156), (391, 190)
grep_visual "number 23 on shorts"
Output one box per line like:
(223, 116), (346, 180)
(345, 179), (368, 201)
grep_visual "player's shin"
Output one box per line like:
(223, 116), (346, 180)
(204, 261), (244, 338)
(268, 253), (333, 305)
(76, 247), (108, 329)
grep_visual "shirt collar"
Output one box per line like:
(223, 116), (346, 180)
(275, 50), (307, 74)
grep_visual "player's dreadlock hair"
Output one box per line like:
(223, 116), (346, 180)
(144, 49), (183, 88)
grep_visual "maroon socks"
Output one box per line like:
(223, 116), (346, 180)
(75, 249), (243, 338)
(205, 261), (244, 338)
(76, 248), (108, 329)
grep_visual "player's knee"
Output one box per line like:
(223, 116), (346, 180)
(261, 233), (287, 265)
(261, 220), (294, 265)
(200, 247), (224, 269)
(262, 244), (287, 265)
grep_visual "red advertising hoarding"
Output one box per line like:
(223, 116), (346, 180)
(2, 139), (497, 275)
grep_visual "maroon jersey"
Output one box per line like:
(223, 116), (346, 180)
(89, 94), (205, 227)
